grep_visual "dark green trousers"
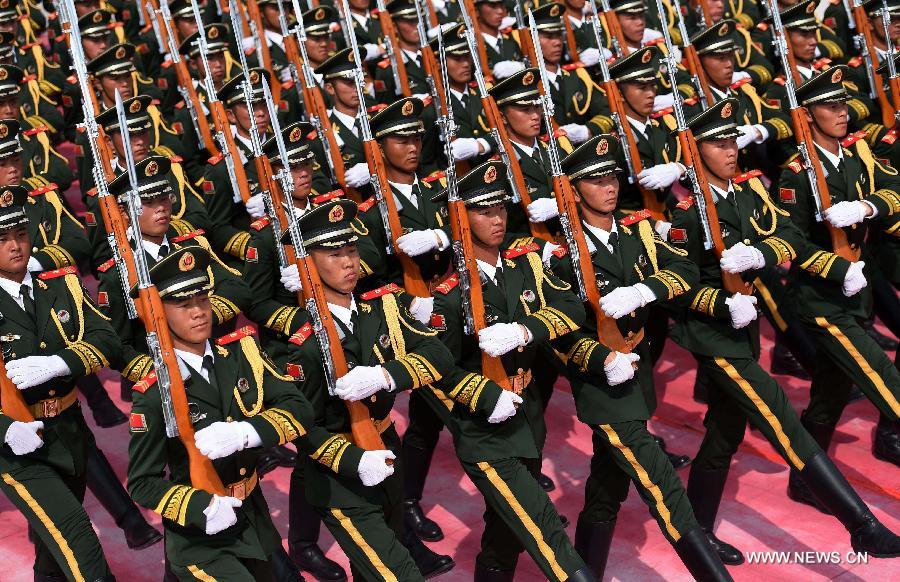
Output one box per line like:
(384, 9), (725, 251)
(692, 356), (819, 472)
(800, 312), (900, 424)
(462, 457), (585, 580)
(171, 556), (272, 581)
(580, 421), (698, 544)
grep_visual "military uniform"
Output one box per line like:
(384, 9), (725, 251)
(474, 0), (523, 69)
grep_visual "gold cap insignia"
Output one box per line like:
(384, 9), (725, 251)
(720, 23), (729, 36)
(523, 71), (535, 85)
(597, 138), (609, 155)
(642, 50), (652, 63)
(0, 189), (12, 207)
(484, 165), (497, 183)
(0, 0), (8, 8)
(549, 4), (560, 16)
(115, 46), (127, 60)
(315, 7), (326, 20)
(831, 68), (843, 83)
(129, 99), (141, 113)
(457, 26), (465, 38)
(145, 160), (159, 176)
(401, 100), (414, 115)
(179, 251), (195, 271)
(328, 204), (345, 222)
(0, 123), (6, 139)
(249, 70), (260, 84)
(0, 68), (6, 81)
(208, 26), (220, 39)
(721, 102), (733, 117)
(289, 126), (302, 142)
(92, 11), (104, 23)
(806, 1), (815, 12)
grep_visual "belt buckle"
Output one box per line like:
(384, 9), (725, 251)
(42, 399), (60, 418)
(231, 481), (247, 500)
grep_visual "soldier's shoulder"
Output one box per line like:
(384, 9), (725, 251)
(434, 273), (460, 295)
(215, 325), (257, 347)
(359, 283), (403, 303)
(733, 169), (763, 184)
(619, 209), (652, 227)
(37, 266), (78, 283)
(502, 241), (540, 261)
(249, 216), (272, 231)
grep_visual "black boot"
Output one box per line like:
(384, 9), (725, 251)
(257, 444), (297, 476)
(693, 370), (709, 403)
(473, 564), (515, 582)
(686, 468), (744, 565)
(799, 451), (900, 557)
(873, 414), (900, 467)
(770, 346), (810, 380)
(86, 444), (162, 550)
(787, 417), (835, 515)
(652, 433), (692, 469)
(574, 518), (615, 578)
(402, 442), (443, 541)
(269, 545), (305, 581)
(673, 527), (735, 581)
(78, 374), (127, 428)
(403, 529), (454, 579)
(290, 545), (346, 582)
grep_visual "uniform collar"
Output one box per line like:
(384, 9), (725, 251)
(175, 341), (215, 382)
(328, 297), (358, 332)
(0, 271), (33, 303)
(476, 254), (503, 284)
(709, 181), (736, 203)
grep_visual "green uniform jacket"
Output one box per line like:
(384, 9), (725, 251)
(21, 177), (91, 271)
(127, 329), (314, 566)
(19, 118), (74, 193)
(549, 64), (611, 136)
(483, 31), (523, 69)
(617, 113), (680, 213)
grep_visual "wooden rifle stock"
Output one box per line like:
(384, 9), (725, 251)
(0, 355), (34, 422)
(208, 99), (252, 203)
(696, 0), (714, 28)
(682, 43), (715, 107)
(463, 0), (494, 77)
(377, 8), (412, 96)
(246, 0), (280, 103)
(600, 9), (628, 56)
(853, 5), (894, 126)
(421, 43), (470, 174)
(563, 16), (580, 63)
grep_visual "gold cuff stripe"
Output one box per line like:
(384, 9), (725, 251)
(690, 287), (720, 316)
(533, 306), (579, 340)
(187, 565), (217, 581)
(397, 353), (441, 389)
(210, 295), (239, 323)
(567, 337), (599, 373)
(761, 237), (796, 265)
(311, 435), (351, 472)
(42, 244), (75, 268)
(872, 190), (900, 215)
(799, 250), (838, 278)
(67, 341), (107, 374)
(224, 231), (251, 259)
(265, 306), (300, 335)
(652, 270), (690, 299)
(124, 355), (154, 383)
(448, 372), (489, 412)
(154, 484), (196, 526)
(330, 509), (398, 582)
(260, 408), (306, 444)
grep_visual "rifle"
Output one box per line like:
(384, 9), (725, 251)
(669, 0), (714, 108)
(0, 348), (34, 422)
(190, 0), (253, 204)
(767, 0), (858, 261)
(850, 0), (893, 126)
(658, 23), (750, 293)
(694, 0), (714, 29)
(246, 0), (277, 102)
(588, 0), (665, 219)
(879, 0), (900, 126)
(512, 0), (538, 66)
(598, 0), (628, 57)
(459, 0), (494, 76)
(258, 79), (388, 452)
(343, 0), (430, 297)
(376, 0), (412, 96)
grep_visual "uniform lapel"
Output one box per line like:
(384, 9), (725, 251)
(502, 259), (526, 317)
(357, 307), (385, 366)
(34, 281), (58, 339)
(215, 351), (239, 419)
(0, 289), (33, 333)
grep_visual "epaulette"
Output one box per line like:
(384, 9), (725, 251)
(360, 283), (401, 300)
(882, 128), (898, 144)
(676, 197), (694, 210)
(552, 245), (568, 258)
(786, 155), (803, 173)
(161, 60), (173, 69)
(216, 325), (256, 346)
(250, 216), (271, 231)
(288, 321), (313, 346)
(540, 127), (569, 142)
(561, 62), (584, 71)
(434, 273), (459, 294)
(38, 266), (77, 280)
(422, 171), (445, 183)
(208, 153), (224, 165)
(756, 22), (769, 31)
(813, 58), (832, 71)
(133, 370), (157, 393)
(312, 189), (344, 204)
(683, 95), (700, 106)
(358, 197), (377, 212)
(841, 130), (867, 148)
(66, 74), (76, 85)
(97, 258), (116, 273)
(28, 183), (58, 196)
(651, 107), (674, 119)
(171, 229), (206, 243)
(367, 103), (388, 114)
(22, 125), (47, 137)
(847, 56), (863, 67)
(730, 77), (752, 90)
(644, 37), (665, 46)
(503, 242), (540, 259)
(500, 26), (513, 34)
(733, 169), (763, 184)
(620, 209), (652, 226)
(377, 59), (391, 69)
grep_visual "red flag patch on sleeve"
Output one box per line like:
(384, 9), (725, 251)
(669, 228), (688, 243)
(779, 188), (796, 204)
(129, 413), (147, 433)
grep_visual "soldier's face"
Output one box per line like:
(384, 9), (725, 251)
(0, 226), (30, 278)
(289, 162), (313, 202)
(468, 204), (507, 248)
(616, 13), (645, 45)
(477, 3), (508, 29)
(100, 73), (133, 102)
(699, 138), (739, 181)
(395, 18), (420, 46)
(229, 102), (270, 137)
(0, 153), (23, 186)
(539, 31), (564, 66)
(350, 0), (369, 10)
(164, 295), (213, 346)
(566, 0), (586, 12)
(0, 95), (17, 119)
(112, 130), (150, 162)
(872, 15), (900, 43)
(807, 101), (849, 138)
(693, 0), (724, 23)
(311, 245), (361, 295)
(381, 135), (421, 173)
(137, 193), (173, 238)
(305, 35), (330, 65)
(503, 103), (542, 140)
(788, 29), (818, 63)
(175, 17), (199, 40)
(326, 78), (360, 110)
(700, 53), (735, 89)
(575, 174), (620, 214)
(447, 54), (473, 85)
(82, 35), (110, 60)
(620, 81), (657, 118)
(195, 51), (227, 86)
(262, 5), (280, 29)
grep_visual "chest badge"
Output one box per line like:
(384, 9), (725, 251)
(720, 225), (731, 239)
(188, 402), (206, 424)
(638, 254), (648, 267)
(57, 309), (70, 323)
(522, 289), (536, 303)
(237, 377), (250, 393)
(378, 334), (390, 348)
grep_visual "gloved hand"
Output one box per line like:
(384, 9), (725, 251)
(488, 390), (523, 423)
(493, 60), (526, 80)
(720, 242), (765, 274)
(431, 0), (447, 12)
(6, 355), (71, 390)
(732, 71), (752, 84)
(824, 200), (872, 228)
(527, 197), (559, 223)
(195, 421), (262, 460)
(240, 36), (255, 53)
(203, 495), (242, 535)
(604, 352), (640, 386)
(725, 293), (758, 329)
(500, 15), (517, 30)
(842, 260), (867, 297)
(357, 450), (396, 486)
(409, 296), (434, 325)
(335, 366), (392, 401)
(654, 220), (672, 240)
(736, 125), (764, 149)
(579, 47), (601, 67)
(653, 93), (676, 112)
(561, 123), (590, 144)
(478, 322), (528, 357)
(600, 284), (655, 319)
(451, 137), (482, 161)
(280, 264), (302, 292)
(4, 421), (43, 455)
(642, 28), (663, 43)
(279, 67), (293, 83)
(27, 256), (43, 272)
(426, 23), (455, 39)
(397, 230), (440, 256)
(245, 193), (266, 219)
(638, 163), (684, 190)
(411, 93), (430, 102)
(345, 162), (371, 188)
(364, 43), (385, 61)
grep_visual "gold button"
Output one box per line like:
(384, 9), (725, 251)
(850, 243), (858, 250)
(517, 346), (524, 352)
(32, 247), (37, 253)
(239, 468), (247, 476)
(517, 368), (524, 375)
(370, 394), (377, 402)
(630, 312), (636, 317)
(743, 239), (751, 245)
(39, 341), (46, 349)
(226, 416), (233, 422)
(627, 331), (635, 338)
(48, 390), (56, 396)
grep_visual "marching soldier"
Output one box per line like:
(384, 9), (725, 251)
(752, 0), (848, 68)
(473, 0), (525, 77)
(0, 185), (119, 581)
(372, 0), (430, 101)
(0, 62), (67, 171)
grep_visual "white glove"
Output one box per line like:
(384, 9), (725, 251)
(527, 197), (559, 223)
(279, 67), (293, 83)
(561, 123), (590, 144)
(824, 200), (871, 228)
(579, 47), (601, 67)
(842, 260), (867, 297)
(4, 421), (43, 455)
(357, 450), (396, 486)
(280, 264), (302, 293)
(731, 71), (752, 84)
(736, 125), (765, 149)
(397, 230), (440, 257)
(244, 193), (266, 219)
(426, 23), (455, 39)
(409, 296), (434, 325)
(638, 163), (684, 190)
(488, 390), (523, 423)
(720, 242), (765, 274)
(642, 28), (664, 43)
(725, 293), (758, 329)
(203, 495), (242, 535)
(653, 93), (676, 112)
(335, 366), (392, 401)
(451, 137), (482, 161)
(500, 16), (517, 30)
(6, 355), (71, 390)
(604, 352), (640, 386)
(26, 256), (43, 272)
(345, 162), (371, 188)
(493, 60), (526, 80)
(195, 421), (262, 460)
(240, 37), (255, 53)
(431, 0), (447, 12)
(654, 220), (672, 240)
(478, 322), (528, 357)
(364, 43), (385, 61)
(600, 284), (655, 319)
